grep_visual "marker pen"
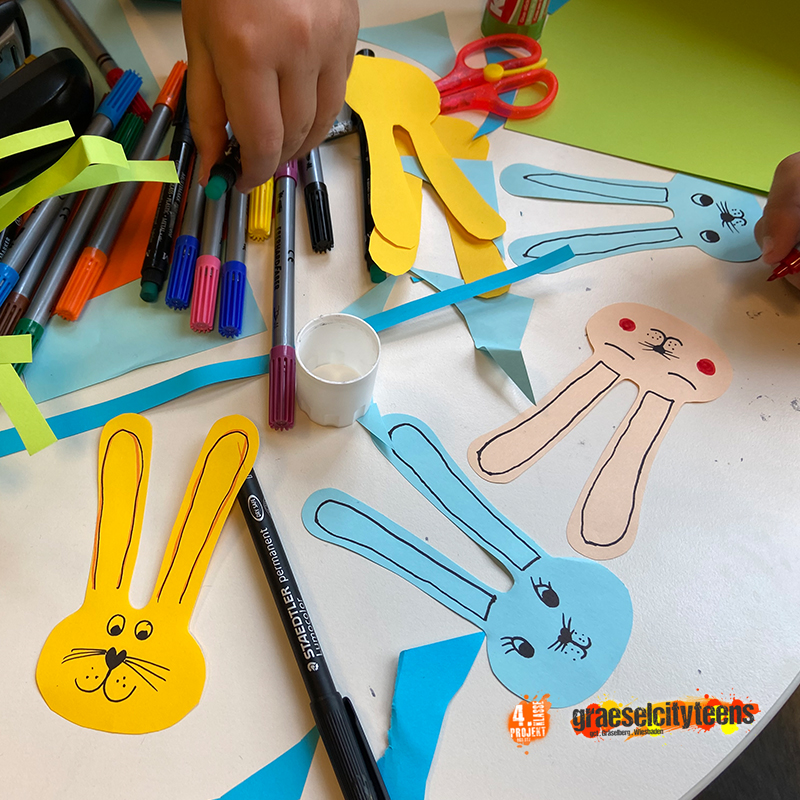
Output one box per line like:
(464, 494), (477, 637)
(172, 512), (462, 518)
(140, 73), (194, 302)
(189, 190), (227, 332)
(767, 245), (800, 282)
(55, 60), (187, 321)
(247, 178), (273, 241)
(219, 187), (247, 338)
(299, 147), (333, 252)
(324, 117), (356, 142)
(269, 160), (298, 431)
(205, 136), (241, 200)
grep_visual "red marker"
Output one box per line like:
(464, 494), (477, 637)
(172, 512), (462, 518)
(767, 245), (800, 282)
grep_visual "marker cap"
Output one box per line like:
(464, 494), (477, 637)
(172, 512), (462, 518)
(205, 173), (229, 201)
(113, 112), (145, 156)
(0, 290), (27, 336)
(189, 254), (220, 332)
(0, 263), (20, 307)
(54, 247), (108, 321)
(12, 317), (44, 374)
(165, 234), (199, 310)
(248, 178), (273, 241)
(155, 61), (188, 114)
(275, 160), (298, 183)
(269, 345), (296, 430)
(218, 259), (246, 338)
(97, 70), (143, 129)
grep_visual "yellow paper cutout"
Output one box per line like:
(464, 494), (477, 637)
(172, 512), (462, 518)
(36, 413), (259, 734)
(0, 134), (178, 231)
(431, 116), (490, 161)
(346, 55), (505, 248)
(444, 209), (508, 299)
(0, 121), (74, 160)
(0, 335), (56, 455)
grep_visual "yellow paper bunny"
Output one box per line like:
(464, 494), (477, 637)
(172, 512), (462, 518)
(36, 412), (258, 734)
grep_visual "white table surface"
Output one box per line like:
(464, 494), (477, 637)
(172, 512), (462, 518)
(2, 1), (799, 798)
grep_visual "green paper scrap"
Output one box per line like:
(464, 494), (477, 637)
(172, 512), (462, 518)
(343, 274), (398, 318)
(412, 269), (536, 403)
(0, 355), (270, 459)
(506, 0), (800, 193)
(0, 337), (55, 455)
(23, 0), (160, 104)
(217, 728), (319, 800)
(25, 278), (266, 403)
(358, 12), (456, 77)
(378, 633), (484, 800)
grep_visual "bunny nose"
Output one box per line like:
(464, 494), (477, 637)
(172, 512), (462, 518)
(105, 647), (127, 671)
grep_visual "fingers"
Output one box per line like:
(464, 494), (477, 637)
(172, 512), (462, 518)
(756, 153), (800, 265)
(276, 61), (319, 167)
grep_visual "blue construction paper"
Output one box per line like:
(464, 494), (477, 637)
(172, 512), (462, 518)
(22, 0), (160, 105)
(548, 0), (572, 11)
(303, 406), (633, 707)
(400, 156), (504, 258)
(0, 355), (269, 458)
(25, 279), (266, 403)
(217, 728), (319, 800)
(363, 245), (571, 332)
(342, 275), (398, 318)
(474, 48), (515, 139)
(501, 164), (762, 269)
(411, 268), (535, 403)
(378, 633), (484, 800)
(358, 12), (456, 77)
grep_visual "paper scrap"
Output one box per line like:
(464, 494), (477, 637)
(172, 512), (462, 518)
(469, 303), (732, 559)
(0, 121), (74, 159)
(502, 164), (762, 267)
(343, 275), (398, 317)
(411, 268), (535, 403)
(217, 728), (320, 800)
(0, 356), (269, 460)
(505, 0), (800, 193)
(37, 413), (259, 733)
(358, 12), (456, 77)
(24, 277), (266, 404)
(378, 633), (484, 800)
(303, 406), (632, 706)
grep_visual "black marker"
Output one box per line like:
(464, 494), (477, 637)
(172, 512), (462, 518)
(237, 470), (390, 800)
(299, 147), (333, 252)
(351, 49), (386, 284)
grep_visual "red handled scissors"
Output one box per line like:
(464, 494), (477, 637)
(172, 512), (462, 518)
(434, 34), (558, 120)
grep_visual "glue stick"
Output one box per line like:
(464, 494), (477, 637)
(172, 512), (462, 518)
(481, 0), (550, 40)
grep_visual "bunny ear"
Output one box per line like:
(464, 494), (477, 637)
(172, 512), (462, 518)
(500, 164), (670, 205)
(359, 407), (542, 573)
(88, 414), (152, 598)
(150, 416), (258, 615)
(508, 223), (684, 273)
(303, 489), (497, 627)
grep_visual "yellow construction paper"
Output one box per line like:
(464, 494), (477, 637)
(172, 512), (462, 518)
(444, 209), (507, 299)
(36, 413), (258, 734)
(0, 135), (178, 231)
(0, 121), (74, 160)
(346, 55), (505, 248)
(0, 335), (56, 455)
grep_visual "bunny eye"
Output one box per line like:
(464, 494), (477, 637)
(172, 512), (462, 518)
(502, 636), (535, 659)
(692, 193), (714, 207)
(700, 230), (720, 243)
(532, 578), (560, 608)
(134, 620), (153, 641)
(106, 615), (125, 636)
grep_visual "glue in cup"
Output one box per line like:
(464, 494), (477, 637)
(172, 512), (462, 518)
(296, 313), (381, 427)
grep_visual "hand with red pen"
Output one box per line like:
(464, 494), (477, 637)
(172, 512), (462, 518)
(755, 153), (800, 283)
(181, 0), (359, 193)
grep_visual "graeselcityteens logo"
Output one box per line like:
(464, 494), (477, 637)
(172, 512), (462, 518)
(571, 694), (760, 739)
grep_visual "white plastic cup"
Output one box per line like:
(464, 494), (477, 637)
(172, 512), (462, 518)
(295, 313), (381, 427)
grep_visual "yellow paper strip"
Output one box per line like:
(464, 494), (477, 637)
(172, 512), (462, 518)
(0, 364), (56, 454)
(0, 121), (73, 160)
(0, 334), (33, 365)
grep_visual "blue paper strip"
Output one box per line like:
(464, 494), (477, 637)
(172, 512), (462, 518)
(217, 728), (319, 799)
(363, 246), (571, 332)
(378, 633), (484, 800)
(0, 356), (269, 458)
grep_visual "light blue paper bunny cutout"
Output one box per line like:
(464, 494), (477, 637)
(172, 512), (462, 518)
(502, 165), (763, 271)
(301, 405), (633, 707)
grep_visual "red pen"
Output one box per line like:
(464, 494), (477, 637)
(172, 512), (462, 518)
(767, 246), (800, 282)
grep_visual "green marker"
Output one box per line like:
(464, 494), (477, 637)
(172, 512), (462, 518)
(205, 137), (240, 200)
(481, 0), (550, 40)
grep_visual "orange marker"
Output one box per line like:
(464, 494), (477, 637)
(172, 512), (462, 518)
(55, 61), (186, 321)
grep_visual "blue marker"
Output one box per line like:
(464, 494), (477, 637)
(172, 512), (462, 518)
(218, 187), (247, 338)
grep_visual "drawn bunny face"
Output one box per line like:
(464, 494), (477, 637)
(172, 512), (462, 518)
(304, 409), (632, 707)
(588, 303), (732, 403)
(36, 413), (258, 734)
(501, 164), (762, 271)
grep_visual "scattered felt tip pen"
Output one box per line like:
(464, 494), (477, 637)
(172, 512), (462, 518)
(205, 136), (241, 201)
(218, 187), (247, 338)
(247, 178), (273, 241)
(767, 246), (800, 282)
(189, 189), (227, 332)
(299, 147), (333, 253)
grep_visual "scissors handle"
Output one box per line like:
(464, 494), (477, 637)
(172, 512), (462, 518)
(439, 68), (558, 120)
(435, 33), (543, 96)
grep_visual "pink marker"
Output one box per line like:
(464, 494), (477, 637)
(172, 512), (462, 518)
(189, 191), (227, 332)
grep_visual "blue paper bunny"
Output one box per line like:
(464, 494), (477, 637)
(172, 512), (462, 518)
(502, 165), (763, 270)
(302, 406), (633, 707)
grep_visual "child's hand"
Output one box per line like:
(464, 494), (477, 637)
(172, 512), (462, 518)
(182, 0), (359, 192)
(755, 153), (800, 265)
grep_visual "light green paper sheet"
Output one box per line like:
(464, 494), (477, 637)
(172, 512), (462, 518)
(508, 0), (800, 193)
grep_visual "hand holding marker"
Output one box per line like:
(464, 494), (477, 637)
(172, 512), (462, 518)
(205, 137), (241, 200)
(55, 61), (187, 321)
